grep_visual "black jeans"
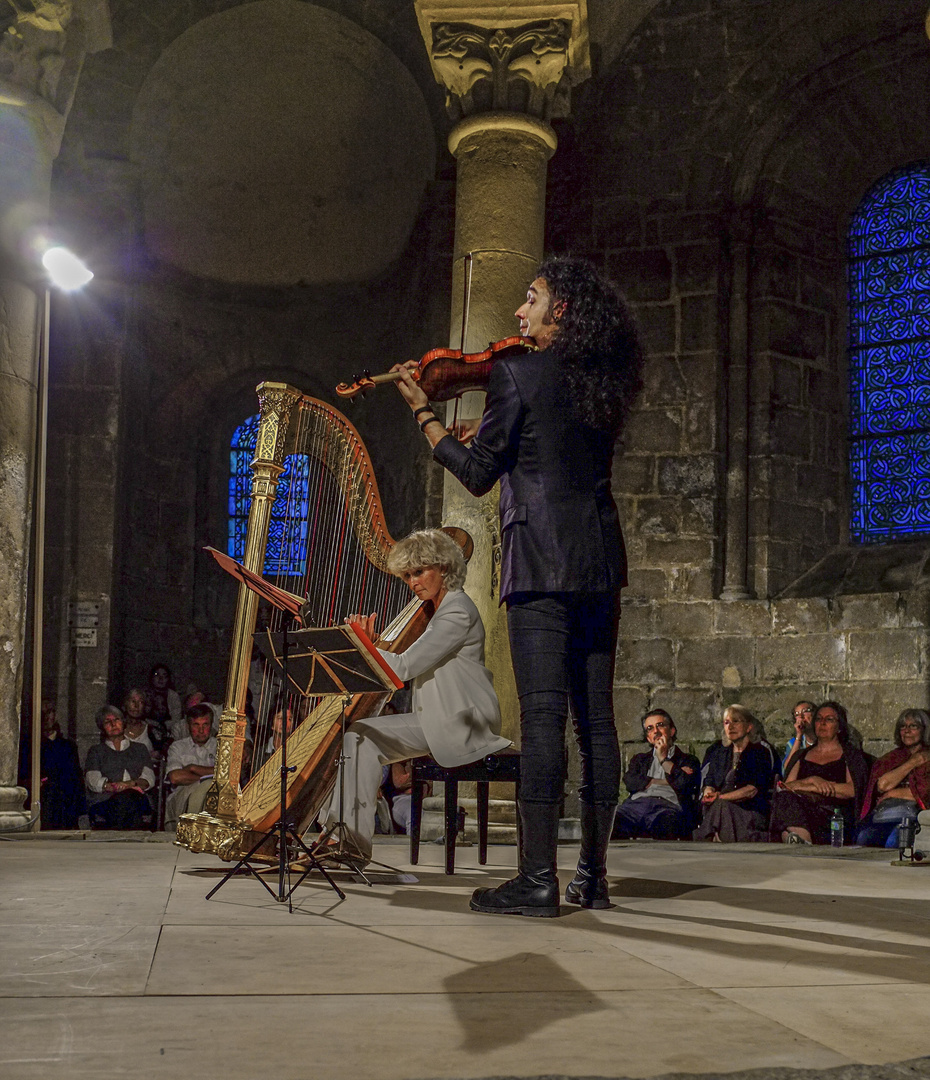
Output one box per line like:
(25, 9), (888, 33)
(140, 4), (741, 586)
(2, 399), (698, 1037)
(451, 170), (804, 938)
(507, 591), (621, 807)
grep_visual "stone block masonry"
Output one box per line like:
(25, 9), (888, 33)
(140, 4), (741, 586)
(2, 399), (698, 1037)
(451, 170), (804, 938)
(616, 590), (930, 759)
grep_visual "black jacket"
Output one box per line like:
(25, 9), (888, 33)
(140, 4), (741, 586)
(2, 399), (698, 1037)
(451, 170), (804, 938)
(700, 741), (778, 818)
(433, 349), (627, 602)
(623, 745), (702, 825)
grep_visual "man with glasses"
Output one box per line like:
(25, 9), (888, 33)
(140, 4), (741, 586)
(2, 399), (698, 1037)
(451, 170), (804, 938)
(614, 709), (700, 840)
(783, 701), (816, 771)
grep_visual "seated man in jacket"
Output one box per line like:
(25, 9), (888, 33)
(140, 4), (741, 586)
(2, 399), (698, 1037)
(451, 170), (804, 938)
(614, 710), (700, 840)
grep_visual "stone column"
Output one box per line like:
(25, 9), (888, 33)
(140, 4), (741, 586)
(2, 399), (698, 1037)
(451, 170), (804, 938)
(415, 1), (589, 744)
(720, 209), (754, 601)
(0, 1), (111, 829)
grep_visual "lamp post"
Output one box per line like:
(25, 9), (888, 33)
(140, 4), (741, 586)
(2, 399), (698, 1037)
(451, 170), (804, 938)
(29, 246), (93, 831)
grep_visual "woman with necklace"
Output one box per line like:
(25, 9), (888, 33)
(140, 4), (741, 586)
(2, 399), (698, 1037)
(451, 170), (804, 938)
(694, 705), (777, 842)
(770, 701), (868, 845)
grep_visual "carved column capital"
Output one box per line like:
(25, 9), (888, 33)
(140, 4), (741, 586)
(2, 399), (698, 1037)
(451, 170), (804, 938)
(415, 1), (590, 121)
(0, 0), (111, 151)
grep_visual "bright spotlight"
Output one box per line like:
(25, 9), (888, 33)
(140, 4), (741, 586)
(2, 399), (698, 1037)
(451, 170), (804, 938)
(41, 246), (93, 291)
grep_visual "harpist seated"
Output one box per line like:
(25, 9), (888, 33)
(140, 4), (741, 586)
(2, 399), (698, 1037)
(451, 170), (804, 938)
(315, 529), (510, 865)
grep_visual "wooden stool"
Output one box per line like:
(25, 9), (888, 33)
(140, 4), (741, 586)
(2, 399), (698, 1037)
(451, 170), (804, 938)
(409, 749), (521, 874)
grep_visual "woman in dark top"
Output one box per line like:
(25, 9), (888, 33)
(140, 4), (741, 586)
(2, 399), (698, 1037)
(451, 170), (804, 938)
(392, 258), (644, 915)
(770, 701), (869, 845)
(694, 705), (777, 842)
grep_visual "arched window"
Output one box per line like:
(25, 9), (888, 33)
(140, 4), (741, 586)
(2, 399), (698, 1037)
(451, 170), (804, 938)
(849, 161), (930, 543)
(228, 414), (310, 576)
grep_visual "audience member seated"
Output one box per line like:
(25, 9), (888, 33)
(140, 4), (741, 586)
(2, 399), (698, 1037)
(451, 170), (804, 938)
(240, 738), (254, 784)
(183, 689), (223, 734)
(856, 709), (930, 848)
(614, 709), (700, 840)
(85, 706), (155, 830)
(782, 700), (816, 771)
(164, 704), (217, 831)
(38, 698), (85, 829)
(148, 663), (183, 743)
(752, 717), (782, 779)
(258, 706), (294, 768)
(378, 759), (422, 834)
(770, 701), (869, 845)
(122, 688), (154, 753)
(693, 705), (777, 842)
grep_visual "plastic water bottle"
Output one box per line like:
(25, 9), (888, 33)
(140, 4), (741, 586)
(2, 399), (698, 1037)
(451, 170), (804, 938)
(829, 808), (844, 848)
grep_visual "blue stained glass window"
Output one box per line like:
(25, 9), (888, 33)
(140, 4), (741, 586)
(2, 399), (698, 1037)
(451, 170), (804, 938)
(849, 162), (930, 543)
(228, 414), (310, 576)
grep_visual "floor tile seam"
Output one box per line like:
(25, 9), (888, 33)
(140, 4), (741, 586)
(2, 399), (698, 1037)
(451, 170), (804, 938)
(701, 984), (879, 1062)
(150, 986), (733, 1000)
(1, 981), (909, 1001)
(702, 979), (903, 991)
(0, 986), (732, 1002)
(141, 924), (166, 995)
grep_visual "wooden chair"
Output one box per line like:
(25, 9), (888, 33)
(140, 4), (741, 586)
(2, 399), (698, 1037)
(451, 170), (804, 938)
(409, 748), (521, 874)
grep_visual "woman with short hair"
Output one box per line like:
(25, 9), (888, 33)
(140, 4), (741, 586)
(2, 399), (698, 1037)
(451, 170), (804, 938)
(84, 706), (155, 830)
(856, 709), (930, 848)
(693, 705), (778, 842)
(315, 529), (509, 866)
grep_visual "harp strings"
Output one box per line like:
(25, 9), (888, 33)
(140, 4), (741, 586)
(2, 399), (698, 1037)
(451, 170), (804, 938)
(246, 397), (409, 774)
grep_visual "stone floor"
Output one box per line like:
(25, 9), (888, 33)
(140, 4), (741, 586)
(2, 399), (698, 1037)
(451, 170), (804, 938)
(2, 834), (930, 1080)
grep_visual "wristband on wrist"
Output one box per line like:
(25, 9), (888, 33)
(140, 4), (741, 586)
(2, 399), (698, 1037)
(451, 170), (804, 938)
(413, 406), (433, 419)
(420, 416), (441, 432)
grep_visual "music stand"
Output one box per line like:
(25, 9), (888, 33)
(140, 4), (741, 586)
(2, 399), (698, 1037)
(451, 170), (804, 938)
(255, 623), (403, 885)
(201, 546), (403, 901)
(206, 614), (349, 911)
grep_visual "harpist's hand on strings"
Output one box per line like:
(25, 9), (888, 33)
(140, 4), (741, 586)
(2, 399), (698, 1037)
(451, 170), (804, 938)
(347, 612), (378, 639)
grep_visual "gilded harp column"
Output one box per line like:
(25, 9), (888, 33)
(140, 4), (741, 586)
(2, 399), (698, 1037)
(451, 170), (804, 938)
(179, 383), (300, 849)
(414, 1), (590, 741)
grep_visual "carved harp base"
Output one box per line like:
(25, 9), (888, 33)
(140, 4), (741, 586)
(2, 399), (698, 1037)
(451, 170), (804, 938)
(175, 812), (277, 864)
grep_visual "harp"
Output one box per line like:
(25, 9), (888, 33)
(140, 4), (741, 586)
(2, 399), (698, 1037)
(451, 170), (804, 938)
(176, 382), (440, 861)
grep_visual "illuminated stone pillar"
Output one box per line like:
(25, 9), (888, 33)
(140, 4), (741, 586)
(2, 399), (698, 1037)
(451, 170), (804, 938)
(0, 1), (111, 829)
(416, 1), (590, 742)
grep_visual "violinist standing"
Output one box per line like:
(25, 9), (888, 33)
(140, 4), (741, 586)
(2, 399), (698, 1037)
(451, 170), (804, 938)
(392, 257), (644, 916)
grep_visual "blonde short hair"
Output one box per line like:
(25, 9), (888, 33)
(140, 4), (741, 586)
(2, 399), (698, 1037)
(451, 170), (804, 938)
(723, 703), (761, 743)
(387, 529), (467, 591)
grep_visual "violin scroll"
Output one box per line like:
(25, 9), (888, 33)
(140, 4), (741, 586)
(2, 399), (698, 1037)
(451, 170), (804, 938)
(336, 369), (412, 399)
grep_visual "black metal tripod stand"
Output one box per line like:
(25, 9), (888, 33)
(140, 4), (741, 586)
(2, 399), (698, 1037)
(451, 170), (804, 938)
(206, 616), (345, 911)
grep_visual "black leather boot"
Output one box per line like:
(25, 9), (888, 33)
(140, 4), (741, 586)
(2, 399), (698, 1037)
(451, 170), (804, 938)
(470, 801), (560, 917)
(565, 802), (616, 909)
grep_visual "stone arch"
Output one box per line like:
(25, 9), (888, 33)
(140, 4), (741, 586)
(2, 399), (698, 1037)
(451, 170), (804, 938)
(126, 1), (435, 286)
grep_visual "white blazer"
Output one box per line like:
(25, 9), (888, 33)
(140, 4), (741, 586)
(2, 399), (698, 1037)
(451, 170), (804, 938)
(379, 589), (511, 768)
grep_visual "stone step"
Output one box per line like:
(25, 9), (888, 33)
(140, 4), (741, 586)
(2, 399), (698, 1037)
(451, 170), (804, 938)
(418, 809), (518, 845)
(422, 795), (517, 825)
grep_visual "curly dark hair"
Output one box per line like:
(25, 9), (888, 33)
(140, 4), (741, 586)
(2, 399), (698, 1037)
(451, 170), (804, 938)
(536, 256), (644, 433)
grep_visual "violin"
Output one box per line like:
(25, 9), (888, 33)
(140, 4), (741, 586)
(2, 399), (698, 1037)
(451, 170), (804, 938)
(335, 336), (537, 402)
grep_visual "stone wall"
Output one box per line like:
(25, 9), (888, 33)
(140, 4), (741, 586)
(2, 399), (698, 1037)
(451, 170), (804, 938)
(537, 2), (930, 807)
(748, 216), (844, 599)
(37, 0), (456, 749)
(616, 588), (929, 764)
(25, 0), (930, 772)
